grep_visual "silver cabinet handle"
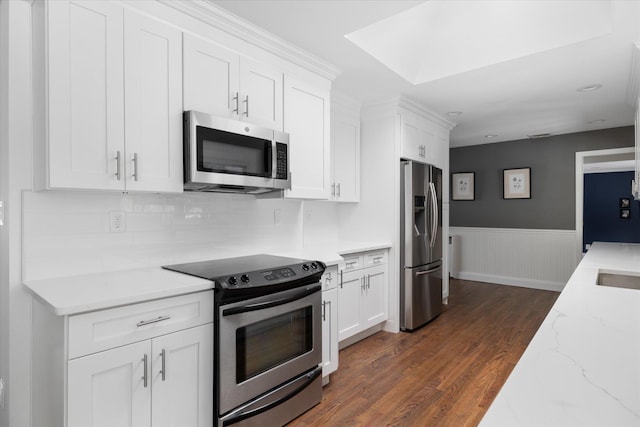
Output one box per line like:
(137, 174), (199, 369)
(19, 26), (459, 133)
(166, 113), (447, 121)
(136, 315), (171, 327)
(325, 273), (332, 282)
(132, 153), (138, 181)
(142, 354), (148, 388)
(322, 300), (326, 321)
(160, 349), (166, 381)
(233, 92), (239, 114)
(361, 276), (366, 291)
(331, 183), (335, 197)
(339, 270), (343, 288)
(336, 183), (341, 198)
(115, 151), (122, 180)
(367, 274), (371, 289)
(372, 256), (383, 264)
(345, 260), (357, 267)
(243, 95), (249, 117)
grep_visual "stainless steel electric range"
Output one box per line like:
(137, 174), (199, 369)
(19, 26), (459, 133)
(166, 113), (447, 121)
(163, 254), (325, 427)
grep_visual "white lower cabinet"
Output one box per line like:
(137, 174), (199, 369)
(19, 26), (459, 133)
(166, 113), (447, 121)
(320, 265), (339, 382)
(32, 291), (214, 427)
(337, 250), (388, 342)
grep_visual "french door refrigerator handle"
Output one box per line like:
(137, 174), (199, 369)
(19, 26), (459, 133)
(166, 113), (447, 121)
(429, 182), (438, 248)
(415, 265), (442, 276)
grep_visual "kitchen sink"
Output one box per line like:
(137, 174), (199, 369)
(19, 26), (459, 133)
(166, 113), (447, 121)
(597, 270), (640, 290)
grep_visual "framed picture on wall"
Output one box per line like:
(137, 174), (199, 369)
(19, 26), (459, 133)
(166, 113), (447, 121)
(503, 167), (531, 199)
(451, 172), (475, 200)
(621, 209), (630, 219)
(620, 198), (630, 208)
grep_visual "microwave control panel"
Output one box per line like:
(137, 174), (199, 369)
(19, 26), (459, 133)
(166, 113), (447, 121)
(276, 143), (288, 180)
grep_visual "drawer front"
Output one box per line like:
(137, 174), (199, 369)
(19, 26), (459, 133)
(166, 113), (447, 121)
(68, 291), (213, 359)
(321, 265), (339, 291)
(365, 251), (387, 267)
(342, 254), (364, 272)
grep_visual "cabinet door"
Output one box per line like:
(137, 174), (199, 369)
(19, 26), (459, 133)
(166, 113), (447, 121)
(47, 0), (125, 190)
(240, 58), (283, 130)
(152, 324), (213, 427)
(124, 9), (183, 193)
(284, 75), (331, 199)
(183, 34), (240, 117)
(338, 270), (363, 341)
(321, 288), (338, 377)
(400, 113), (423, 162)
(332, 114), (360, 202)
(68, 341), (151, 427)
(362, 265), (387, 328)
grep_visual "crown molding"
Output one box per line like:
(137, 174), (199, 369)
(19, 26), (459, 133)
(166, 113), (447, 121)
(160, 0), (341, 81)
(362, 96), (455, 130)
(627, 42), (640, 108)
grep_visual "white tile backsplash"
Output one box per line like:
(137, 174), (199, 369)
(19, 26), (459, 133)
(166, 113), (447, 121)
(23, 190), (314, 280)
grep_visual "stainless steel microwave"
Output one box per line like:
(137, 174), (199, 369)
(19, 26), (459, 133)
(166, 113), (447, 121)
(183, 111), (291, 194)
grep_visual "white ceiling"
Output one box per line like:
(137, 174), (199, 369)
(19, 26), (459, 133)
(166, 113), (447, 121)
(211, 0), (640, 147)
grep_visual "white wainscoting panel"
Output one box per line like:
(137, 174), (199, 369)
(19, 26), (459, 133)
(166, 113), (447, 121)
(449, 227), (579, 292)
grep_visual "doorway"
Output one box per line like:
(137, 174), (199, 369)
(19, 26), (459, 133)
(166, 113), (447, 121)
(575, 147), (635, 258)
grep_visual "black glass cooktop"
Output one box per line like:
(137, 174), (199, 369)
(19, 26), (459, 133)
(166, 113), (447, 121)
(162, 254), (325, 295)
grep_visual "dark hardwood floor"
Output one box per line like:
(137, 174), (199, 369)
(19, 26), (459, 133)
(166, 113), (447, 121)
(291, 279), (559, 427)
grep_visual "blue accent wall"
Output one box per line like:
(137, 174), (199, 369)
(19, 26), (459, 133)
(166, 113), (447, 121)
(583, 171), (640, 251)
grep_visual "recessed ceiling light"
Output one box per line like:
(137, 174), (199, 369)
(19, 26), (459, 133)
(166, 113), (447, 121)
(484, 134), (499, 139)
(527, 133), (551, 139)
(588, 119), (606, 124)
(577, 84), (602, 92)
(446, 111), (463, 116)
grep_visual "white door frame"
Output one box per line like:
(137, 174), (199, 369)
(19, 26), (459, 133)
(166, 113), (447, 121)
(575, 147), (635, 259)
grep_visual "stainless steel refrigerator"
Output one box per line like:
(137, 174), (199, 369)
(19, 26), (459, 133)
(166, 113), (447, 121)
(400, 160), (443, 331)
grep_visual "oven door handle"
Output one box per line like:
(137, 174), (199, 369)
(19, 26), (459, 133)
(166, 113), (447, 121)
(222, 284), (321, 316)
(222, 366), (322, 426)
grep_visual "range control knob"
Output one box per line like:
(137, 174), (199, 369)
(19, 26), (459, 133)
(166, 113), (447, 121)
(311, 262), (318, 269)
(302, 264), (310, 271)
(240, 274), (250, 283)
(228, 276), (237, 286)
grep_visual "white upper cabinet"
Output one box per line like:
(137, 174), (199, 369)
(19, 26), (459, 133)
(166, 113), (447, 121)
(45, 0), (125, 191)
(38, 1), (183, 193)
(284, 75), (331, 199)
(183, 35), (240, 118)
(330, 92), (360, 202)
(239, 58), (283, 130)
(183, 34), (283, 130)
(123, 9), (183, 193)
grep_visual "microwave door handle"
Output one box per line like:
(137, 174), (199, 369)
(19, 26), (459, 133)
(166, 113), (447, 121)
(271, 138), (277, 179)
(222, 284), (320, 316)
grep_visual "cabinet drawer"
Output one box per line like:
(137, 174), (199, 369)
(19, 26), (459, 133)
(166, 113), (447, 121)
(68, 291), (213, 359)
(321, 265), (339, 291)
(365, 251), (387, 267)
(342, 254), (364, 272)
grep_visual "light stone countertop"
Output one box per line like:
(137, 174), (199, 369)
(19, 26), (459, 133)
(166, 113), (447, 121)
(24, 241), (391, 316)
(479, 242), (640, 427)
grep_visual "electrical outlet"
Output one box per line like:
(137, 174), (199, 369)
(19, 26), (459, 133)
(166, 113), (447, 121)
(274, 209), (282, 226)
(110, 211), (125, 232)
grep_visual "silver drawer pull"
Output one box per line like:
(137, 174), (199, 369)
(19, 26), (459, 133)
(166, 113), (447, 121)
(372, 256), (383, 263)
(136, 315), (171, 327)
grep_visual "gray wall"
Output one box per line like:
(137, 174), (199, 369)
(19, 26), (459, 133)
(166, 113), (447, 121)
(449, 126), (634, 229)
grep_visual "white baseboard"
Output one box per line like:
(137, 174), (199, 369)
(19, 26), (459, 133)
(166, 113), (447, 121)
(454, 271), (565, 292)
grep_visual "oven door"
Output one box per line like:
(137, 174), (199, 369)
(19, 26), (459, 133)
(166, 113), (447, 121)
(218, 284), (322, 415)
